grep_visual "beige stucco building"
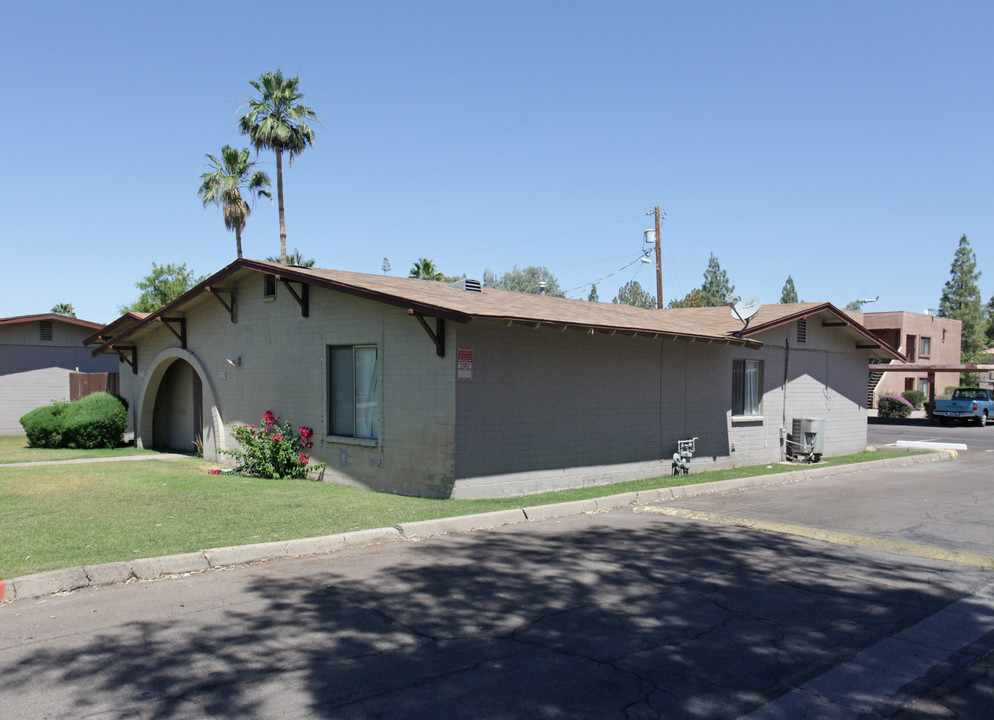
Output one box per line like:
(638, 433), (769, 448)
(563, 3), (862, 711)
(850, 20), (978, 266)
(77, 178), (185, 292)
(89, 259), (901, 498)
(848, 311), (962, 405)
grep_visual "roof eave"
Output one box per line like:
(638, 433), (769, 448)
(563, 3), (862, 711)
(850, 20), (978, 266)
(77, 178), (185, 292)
(742, 303), (906, 361)
(490, 316), (762, 347)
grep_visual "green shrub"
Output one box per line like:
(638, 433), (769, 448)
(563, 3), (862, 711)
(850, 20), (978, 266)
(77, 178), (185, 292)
(901, 390), (925, 409)
(61, 393), (127, 449)
(878, 394), (913, 418)
(20, 402), (68, 447)
(19, 393), (126, 449)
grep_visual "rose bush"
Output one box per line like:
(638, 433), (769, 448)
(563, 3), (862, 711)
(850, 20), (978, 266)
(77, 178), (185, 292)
(221, 411), (324, 479)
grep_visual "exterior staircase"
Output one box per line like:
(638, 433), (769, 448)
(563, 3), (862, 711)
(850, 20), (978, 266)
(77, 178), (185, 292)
(867, 360), (890, 408)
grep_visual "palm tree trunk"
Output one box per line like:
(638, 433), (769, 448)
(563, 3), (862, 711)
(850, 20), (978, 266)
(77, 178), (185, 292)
(276, 147), (287, 263)
(236, 225), (243, 259)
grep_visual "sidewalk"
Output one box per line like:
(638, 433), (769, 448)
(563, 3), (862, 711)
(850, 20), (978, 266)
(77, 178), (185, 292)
(0, 449), (957, 604)
(1, 453), (190, 468)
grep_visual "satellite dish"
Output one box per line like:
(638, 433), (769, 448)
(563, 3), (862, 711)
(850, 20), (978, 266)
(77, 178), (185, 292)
(731, 297), (762, 323)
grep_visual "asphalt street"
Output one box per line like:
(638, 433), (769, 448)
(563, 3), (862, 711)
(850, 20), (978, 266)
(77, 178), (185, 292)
(0, 420), (991, 719)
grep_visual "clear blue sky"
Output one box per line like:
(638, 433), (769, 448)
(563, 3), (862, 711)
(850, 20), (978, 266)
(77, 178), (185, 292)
(4, 1), (992, 323)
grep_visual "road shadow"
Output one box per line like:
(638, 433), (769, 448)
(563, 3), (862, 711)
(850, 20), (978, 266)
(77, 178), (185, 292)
(0, 516), (986, 719)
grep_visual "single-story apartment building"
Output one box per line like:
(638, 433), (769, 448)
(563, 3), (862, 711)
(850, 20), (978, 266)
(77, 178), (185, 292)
(0, 313), (119, 435)
(89, 259), (902, 498)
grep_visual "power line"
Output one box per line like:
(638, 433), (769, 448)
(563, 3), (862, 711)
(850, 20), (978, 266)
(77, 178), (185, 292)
(565, 252), (652, 298)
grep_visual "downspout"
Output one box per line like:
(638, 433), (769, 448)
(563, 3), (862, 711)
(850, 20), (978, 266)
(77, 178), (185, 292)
(658, 335), (665, 461)
(782, 337), (789, 461)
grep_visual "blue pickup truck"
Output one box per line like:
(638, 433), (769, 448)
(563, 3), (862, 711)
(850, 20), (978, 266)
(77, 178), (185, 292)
(932, 388), (994, 426)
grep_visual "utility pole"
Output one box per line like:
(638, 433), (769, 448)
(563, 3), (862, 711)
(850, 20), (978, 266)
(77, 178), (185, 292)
(653, 206), (663, 309)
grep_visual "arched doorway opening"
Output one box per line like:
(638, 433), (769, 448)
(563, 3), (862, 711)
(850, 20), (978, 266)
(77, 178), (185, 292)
(152, 358), (202, 452)
(138, 348), (223, 458)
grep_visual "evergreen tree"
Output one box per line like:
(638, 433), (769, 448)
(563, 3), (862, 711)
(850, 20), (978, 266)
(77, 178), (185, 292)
(612, 280), (654, 309)
(382, 257), (391, 275)
(587, 283), (599, 302)
(700, 254), (735, 306)
(780, 276), (798, 304)
(985, 294), (994, 346)
(667, 288), (710, 308)
(938, 235), (986, 365)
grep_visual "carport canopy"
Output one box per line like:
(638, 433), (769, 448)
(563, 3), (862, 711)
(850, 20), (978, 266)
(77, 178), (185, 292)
(868, 363), (994, 410)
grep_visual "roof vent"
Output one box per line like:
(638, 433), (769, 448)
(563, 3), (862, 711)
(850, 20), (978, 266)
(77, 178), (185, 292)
(448, 278), (482, 293)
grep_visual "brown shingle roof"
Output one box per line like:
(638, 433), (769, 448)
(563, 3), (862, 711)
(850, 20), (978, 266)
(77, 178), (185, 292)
(81, 312), (149, 347)
(91, 259), (903, 359)
(0, 313), (105, 331)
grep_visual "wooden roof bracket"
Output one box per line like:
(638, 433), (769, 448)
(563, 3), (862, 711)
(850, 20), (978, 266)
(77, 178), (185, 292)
(159, 317), (187, 348)
(409, 310), (445, 357)
(112, 346), (138, 374)
(206, 286), (237, 324)
(279, 278), (310, 317)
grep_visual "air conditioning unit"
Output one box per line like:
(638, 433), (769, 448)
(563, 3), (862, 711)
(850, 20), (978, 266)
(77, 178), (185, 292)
(790, 418), (825, 461)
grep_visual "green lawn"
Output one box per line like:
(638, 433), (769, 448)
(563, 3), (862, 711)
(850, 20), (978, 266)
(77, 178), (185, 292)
(0, 443), (919, 579)
(0, 434), (159, 464)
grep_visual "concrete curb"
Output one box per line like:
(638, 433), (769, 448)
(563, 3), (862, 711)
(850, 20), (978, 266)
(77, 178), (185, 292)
(397, 509), (528, 538)
(0, 450), (956, 604)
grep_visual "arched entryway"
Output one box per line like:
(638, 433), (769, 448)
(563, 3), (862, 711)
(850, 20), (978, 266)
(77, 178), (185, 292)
(138, 348), (223, 458)
(152, 359), (202, 452)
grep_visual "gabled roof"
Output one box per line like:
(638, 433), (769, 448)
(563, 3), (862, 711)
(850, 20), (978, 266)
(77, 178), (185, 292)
(82, 312), (149, 347)
(0, 313), (105, 331)
(90, 258), (903, 360)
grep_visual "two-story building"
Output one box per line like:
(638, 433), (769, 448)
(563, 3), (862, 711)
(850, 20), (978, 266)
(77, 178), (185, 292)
(849, 311), (962, 406)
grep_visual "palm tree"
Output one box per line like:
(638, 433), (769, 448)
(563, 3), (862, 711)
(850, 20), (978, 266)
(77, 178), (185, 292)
(198, 145), (272, 259)
(238, 70), (319, 263)
(50, 303), (75, 318)
(409, 258), (444, 281)
(266, 248), (315, 267)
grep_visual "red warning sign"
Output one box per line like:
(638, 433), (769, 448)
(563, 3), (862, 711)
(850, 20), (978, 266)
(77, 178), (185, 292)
(457, 347), (473, 379)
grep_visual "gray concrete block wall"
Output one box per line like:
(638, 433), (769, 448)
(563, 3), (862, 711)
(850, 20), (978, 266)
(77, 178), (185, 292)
(121, 274), (458, 498)
(454, 323), (670, 478)
(0, 367), (69, 434)
(451, 317), (873, 488)
(454, 323), (746, 481)
(723, 331), (870, 467)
